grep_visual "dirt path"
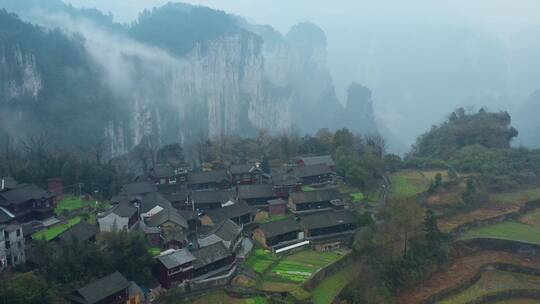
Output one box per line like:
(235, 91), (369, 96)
(396, 251), (540, 304)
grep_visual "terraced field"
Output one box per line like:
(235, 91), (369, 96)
(459, 221), (540, 245)
(268, 251), (342, 283)
(311, 261), (362, 304)
(245, 249), (279, 274)
(437, 270), (540, 304)
(183, 291), (268, 304)
(439, 188), (540, 233)
(397, 251), (540, 304)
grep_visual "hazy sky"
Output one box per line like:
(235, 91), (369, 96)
(63, 0), (540, 148)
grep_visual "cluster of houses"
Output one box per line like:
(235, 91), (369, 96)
(90, 155), (358, 291)
(0, 155), (360, 302)
(0, 176), (57, 269)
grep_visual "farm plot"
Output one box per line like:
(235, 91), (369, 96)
(434, 185), (540, 232)
(437, 270), (540, 304)
(459, 221), (540, 245)
(397, 251), (540, 304)
(311, 261), (361, 304)
(267, 251), (342, 283)
(246, 249), (279, 274)
(55, 196), (90, 215)
(389, 170), (447, 200)
(32, 217), (81, 241)
(519, 208), (540, 227)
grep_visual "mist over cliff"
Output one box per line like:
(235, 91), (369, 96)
(0, 1), (384, 158)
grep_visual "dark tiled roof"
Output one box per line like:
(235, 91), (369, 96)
(162, 190), (190, 205)
(112, 201), (138, 218)
(0, 207), (14, 224)
(230, 164), (263, 175)
(204, 201), (255, 224)
(73, 272), (130, 304)
(0, 176), (18, 190)
(157, 249), (196, 269)
(145, 208), (188, 229)
(192, 241), (231, 269)
(150, 164), (176, 178)
(298, 155), (335, 167)
(300, 210), (357, 230)
(188, 170), (229, 185)
(120, 182), (157, 196)
(258, 217), (301, 238)
(289, 189), (339, 205)
(268, 198), (287, 206)
(140, 192), (172, 213)
(162, 228), (187, 243)
(191, 190), (235, 205)
(57, 221), (99, 243)
(293, 164), (332, 178)
(237, 184), (275, 200)
(0, 184), (53, 206)
(271, 169), (301, 186)
(209, 220), (242, 242)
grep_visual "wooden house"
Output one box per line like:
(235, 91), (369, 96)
(187, 170), (231, 190)
(229, 164), (269, 185)
(201, 201), (256, 226)
(299, 210), (357, 238)
(192, 242), (235, 278)
(67, 272), (130, 304)
(293, 164), (333, 185)
(237, 184), (277, 206)
(154, 249), (196, 289)
(189, 190), (236, 211)
(253, 217), (303, 248)
(0, 179), (56, 222)
(288, 189), (340, 213)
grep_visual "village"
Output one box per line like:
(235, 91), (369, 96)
(0, 154), (366, 304)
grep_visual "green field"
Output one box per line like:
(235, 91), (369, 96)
(256, 214), (291, 224)
(311, 262), (360, 304)
(32, 217), (81, 241)
(182, 291), (268, 304)
(302, 186), (317, 192)
(268, 251), (342, 283)
(246, 249), (279, 274)
(459, 221), (540, 245)
(490, 187), (540, 205)
(148, 247), (161, 257)
(55, 196), (89, 215)
(438, 270), (540, 304)
(389, 170), (441, 200)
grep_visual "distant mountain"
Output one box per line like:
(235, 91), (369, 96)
(0, 1), (384, 158)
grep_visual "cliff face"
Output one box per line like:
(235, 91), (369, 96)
(0, 45), (42, 102)
(0, 3), (381, 158)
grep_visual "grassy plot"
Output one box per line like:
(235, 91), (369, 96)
(438, 270), (540, 304)
(256, 214), (291, 224)
(311, 261), (360, 304)
(389, 170), (446, 200)
(32, 217), (81, 241)
(55, 196), (89, 215)
(438, 187), (540, 232)
(459, 221), (540, 245)
(182, 291), (268, 304)
(269, 251), (342, 283)
(246, 249), (279, 274)
(148, 247), (161, 257)
(494, 299), (540, 304)
(519, 208), (540, 227)
(302, 186), (317, 192)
